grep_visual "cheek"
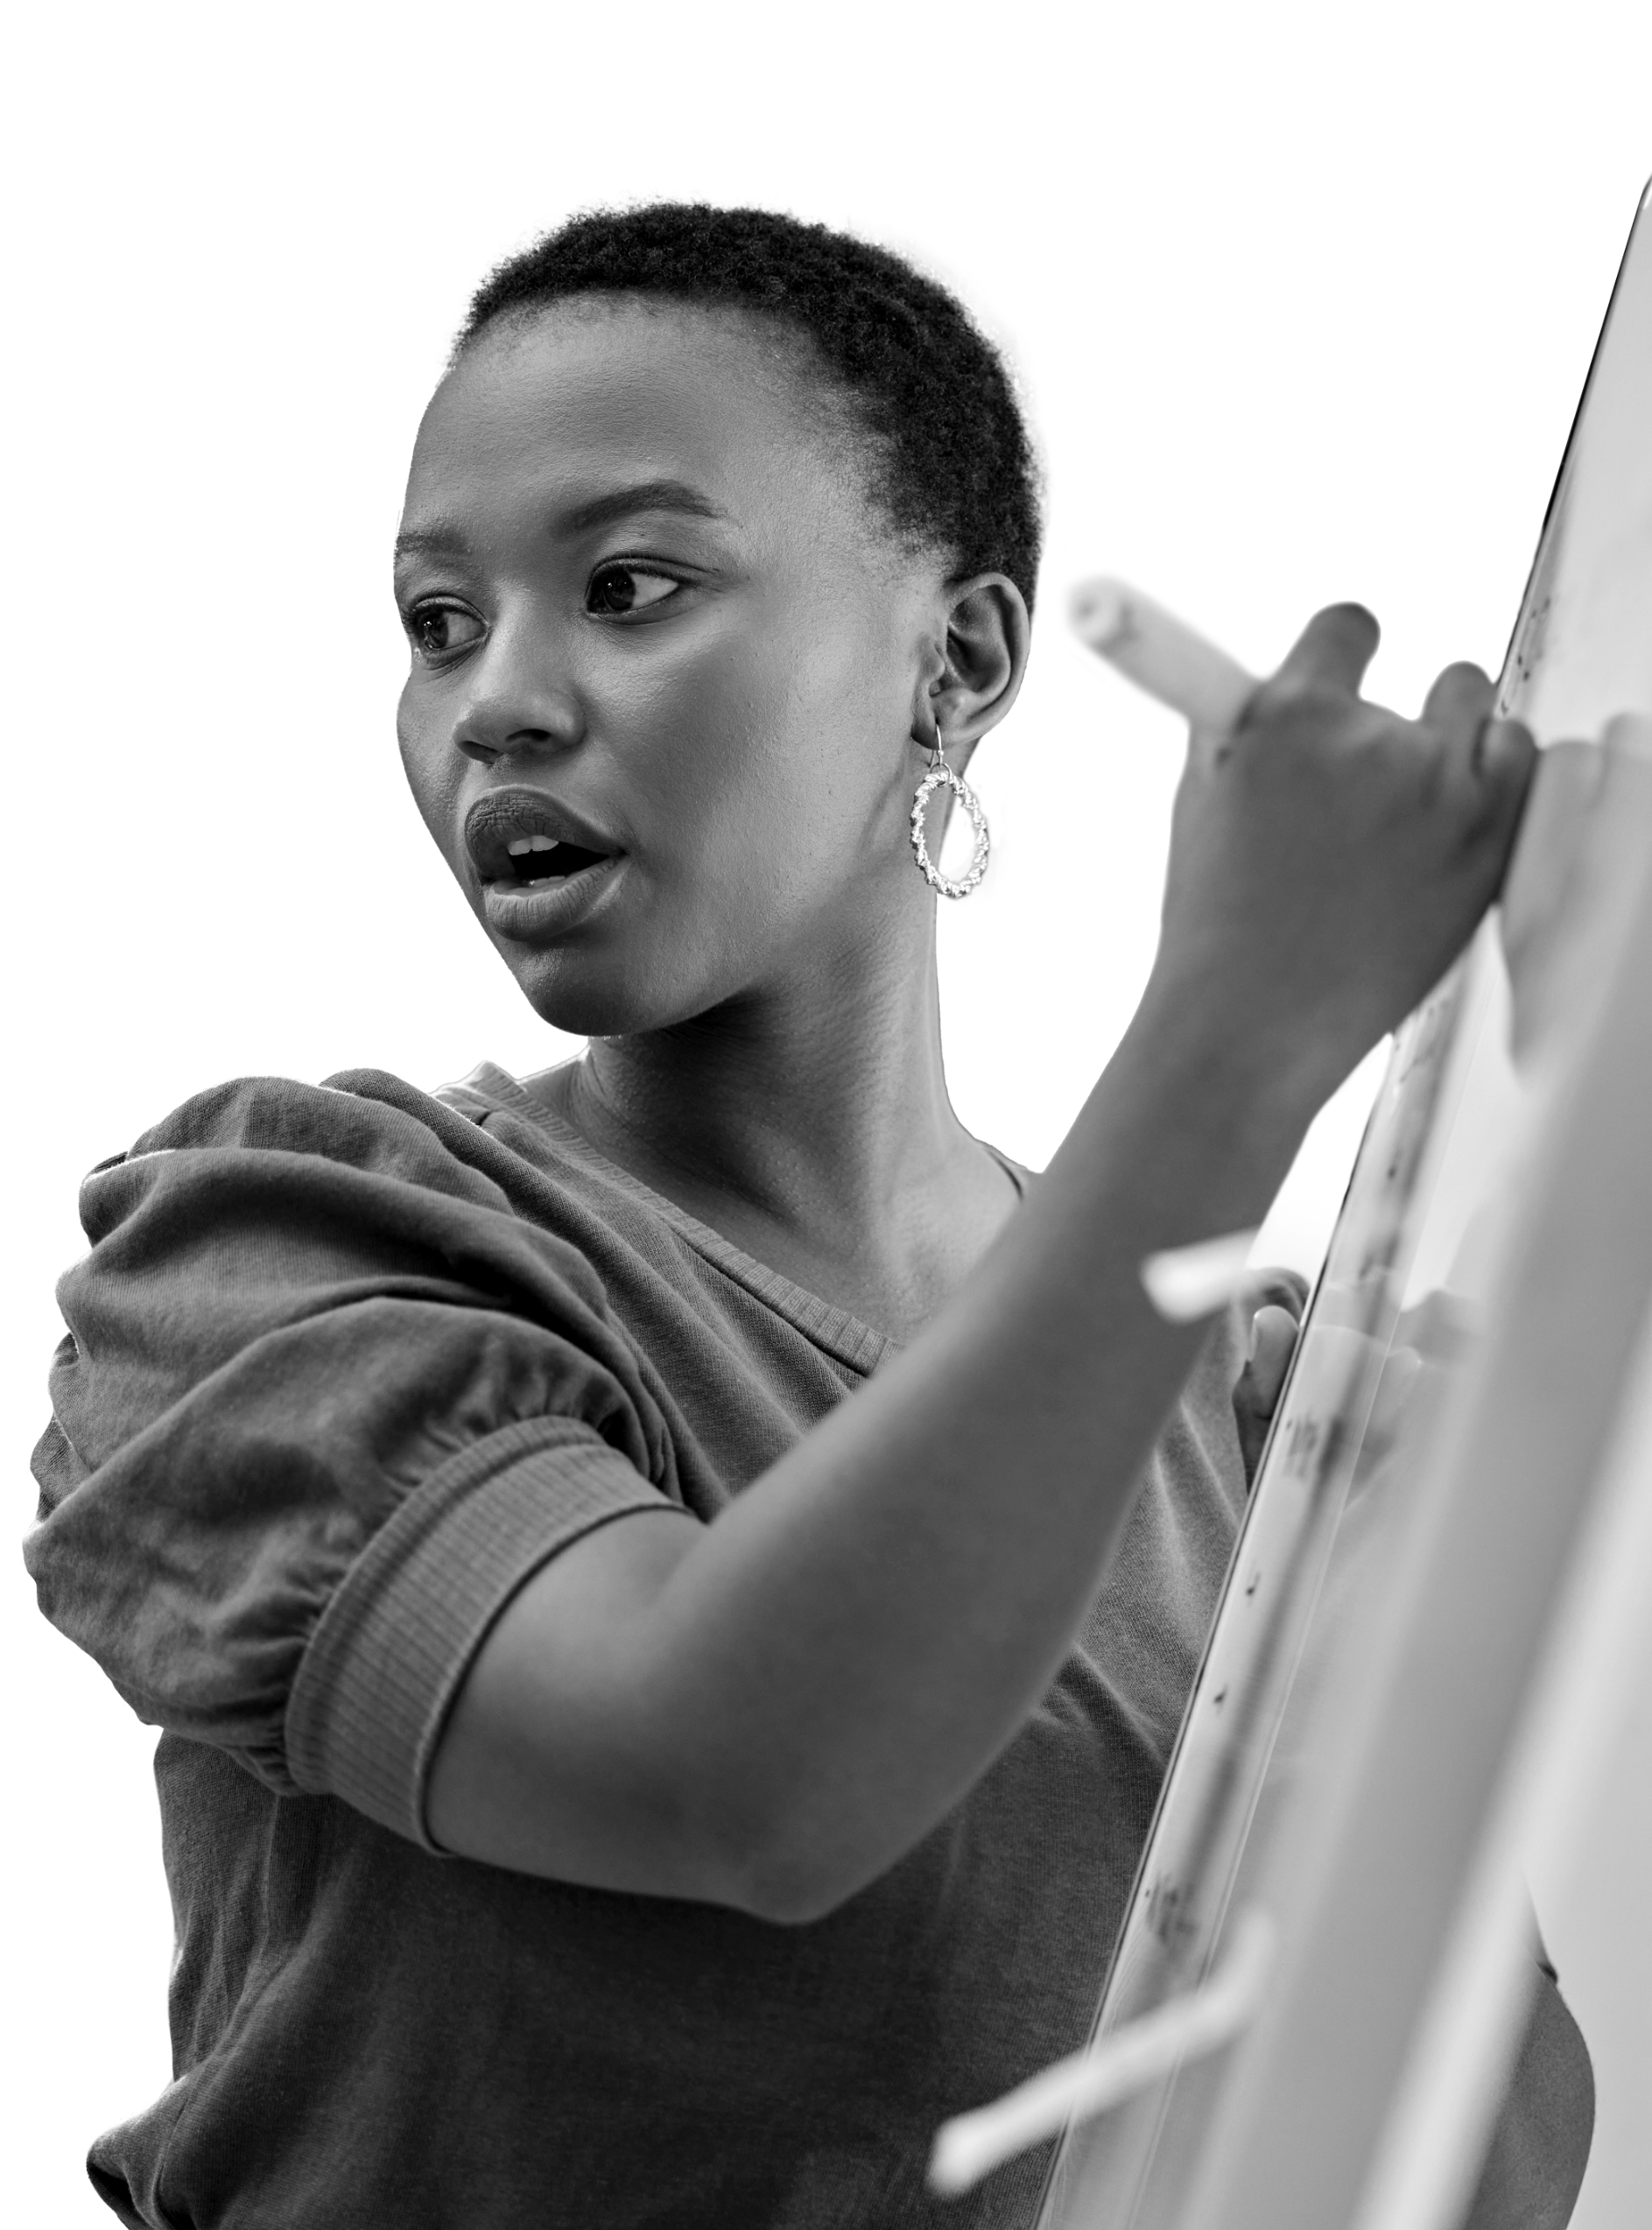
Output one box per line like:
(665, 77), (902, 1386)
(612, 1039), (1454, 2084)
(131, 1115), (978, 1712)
(615, 637), (796, 875)
(394, 677), (425, 792)
(622, 607), (903, 901)
(396, 682), (467, 864)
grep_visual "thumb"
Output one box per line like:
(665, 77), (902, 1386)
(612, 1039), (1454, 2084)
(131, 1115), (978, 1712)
(1243, 1303), (1301, 1412)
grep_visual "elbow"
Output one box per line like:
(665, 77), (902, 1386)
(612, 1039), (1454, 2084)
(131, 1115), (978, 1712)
(731, 1861), (865, 1930)
(709, 1797), (889, 1928)
(727, 1766), (940, 1926)
(735, 1819), (914, 1926)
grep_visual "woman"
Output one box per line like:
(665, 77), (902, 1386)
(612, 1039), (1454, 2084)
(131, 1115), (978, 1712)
(28, 205), (1584, 2226)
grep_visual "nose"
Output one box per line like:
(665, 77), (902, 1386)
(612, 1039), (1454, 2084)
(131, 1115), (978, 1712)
(450, 708), (580, 771)
(454, 693), (585, 764)
(452, 626), (586, 765)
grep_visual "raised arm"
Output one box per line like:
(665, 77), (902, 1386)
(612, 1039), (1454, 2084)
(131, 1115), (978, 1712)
(427, 606), (1535, 1920)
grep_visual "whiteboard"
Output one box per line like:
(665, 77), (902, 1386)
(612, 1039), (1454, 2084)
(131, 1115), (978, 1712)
(1030, 178), (1652, 2230)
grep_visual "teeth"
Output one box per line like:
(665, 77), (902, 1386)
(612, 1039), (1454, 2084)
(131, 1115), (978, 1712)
(507, 834), (561, 857)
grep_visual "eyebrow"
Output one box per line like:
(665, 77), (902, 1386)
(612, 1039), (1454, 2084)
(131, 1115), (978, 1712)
(393, 479), (728, 569)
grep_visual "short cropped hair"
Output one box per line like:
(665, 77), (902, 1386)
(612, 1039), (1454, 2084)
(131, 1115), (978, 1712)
(458, 203), (1043, 611)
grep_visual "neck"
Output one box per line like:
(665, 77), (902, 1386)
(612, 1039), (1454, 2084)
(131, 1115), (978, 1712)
(541, 900), (981, 1257)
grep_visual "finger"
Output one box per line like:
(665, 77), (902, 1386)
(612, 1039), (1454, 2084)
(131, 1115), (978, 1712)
(1245, 1303), (1301, 1411)
(1233, 1302), (1304, 1483)
(1421, 660), (1494, 735)
(1396, 1290), (1465, 1354)
(1365, 1346), (1424, 1455)
(1420, 649), (1536, 850)
(1270, 603), (1381, 698)
(1239, 1266), (1310, 1323)
(1476, 714), (1537, 811)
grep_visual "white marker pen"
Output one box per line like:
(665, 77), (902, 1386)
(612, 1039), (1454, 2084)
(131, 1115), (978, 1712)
(1069, 576), (1258, 735)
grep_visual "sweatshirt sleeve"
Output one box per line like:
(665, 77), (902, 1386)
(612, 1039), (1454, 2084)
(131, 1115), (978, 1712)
(25, 1074), (682, 1849)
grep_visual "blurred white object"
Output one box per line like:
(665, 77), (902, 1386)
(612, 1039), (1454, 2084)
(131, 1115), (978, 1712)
(1150, 1186), (1337, 1319)
(1141, 1229), (1259, 1321)
(1069, 577), (1258, 735)
(928, 1910), (1276, 2198)
(1353, 1289), (1652, 2230)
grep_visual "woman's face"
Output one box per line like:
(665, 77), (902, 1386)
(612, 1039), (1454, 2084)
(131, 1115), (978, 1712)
(396, 300), (960, 1038)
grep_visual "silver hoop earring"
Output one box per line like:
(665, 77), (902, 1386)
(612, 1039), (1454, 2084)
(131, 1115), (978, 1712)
(910, 731), (990, 899)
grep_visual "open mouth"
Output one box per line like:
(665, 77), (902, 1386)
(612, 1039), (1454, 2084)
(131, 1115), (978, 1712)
(499, 834), (611, 889)
(463, 788), (621, 891)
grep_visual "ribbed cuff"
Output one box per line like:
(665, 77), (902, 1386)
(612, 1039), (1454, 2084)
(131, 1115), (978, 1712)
(286, 1417), (672, 1847)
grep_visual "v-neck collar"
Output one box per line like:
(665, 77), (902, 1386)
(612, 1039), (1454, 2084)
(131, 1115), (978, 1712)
(445, 1059), (1027, 1379)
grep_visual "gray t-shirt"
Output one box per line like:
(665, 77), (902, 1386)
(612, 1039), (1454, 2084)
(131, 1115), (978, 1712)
(28, 1062), (1250, 2229)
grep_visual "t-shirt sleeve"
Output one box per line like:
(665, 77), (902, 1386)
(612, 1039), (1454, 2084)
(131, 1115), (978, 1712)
(25, 1075), (683, 1850)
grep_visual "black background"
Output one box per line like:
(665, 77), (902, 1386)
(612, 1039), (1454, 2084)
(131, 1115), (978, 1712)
(19, 117), (1641, 2212)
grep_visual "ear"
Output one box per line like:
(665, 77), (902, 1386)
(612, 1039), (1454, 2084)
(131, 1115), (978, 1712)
(910, 573), (1031, 770)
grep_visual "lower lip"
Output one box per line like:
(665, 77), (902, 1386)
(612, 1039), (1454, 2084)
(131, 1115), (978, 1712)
(480, 854), (626, 943)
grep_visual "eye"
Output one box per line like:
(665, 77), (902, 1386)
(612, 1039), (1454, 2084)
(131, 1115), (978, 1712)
(406, 603), (485, 661)
(586, 564), (682, 617)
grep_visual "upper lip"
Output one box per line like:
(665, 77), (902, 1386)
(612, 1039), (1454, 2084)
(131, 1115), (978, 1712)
(462, 786), (622, 883)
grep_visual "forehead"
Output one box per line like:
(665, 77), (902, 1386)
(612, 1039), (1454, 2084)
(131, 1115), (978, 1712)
(405, 300), (861, 529)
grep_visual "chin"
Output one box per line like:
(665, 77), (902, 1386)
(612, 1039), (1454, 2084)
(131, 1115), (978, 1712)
(502, 942), (722, 1041)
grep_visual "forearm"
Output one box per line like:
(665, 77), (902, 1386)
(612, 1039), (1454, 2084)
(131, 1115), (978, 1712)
(622, 986), (1322, 1914)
